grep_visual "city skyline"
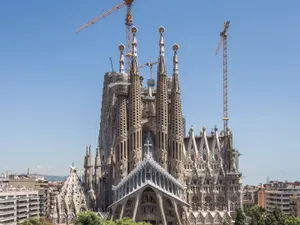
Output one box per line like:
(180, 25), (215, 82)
(0, 0), (300, 185)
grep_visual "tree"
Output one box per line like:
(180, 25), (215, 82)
(114, 218), (151, 225)
(265, 206), (286, 225)
(235, 208), (246, 225)
(20, 218), (52, 225)
(285, 216), (300, 225)
(247, 205), (266, 225)
(74, 214), (151, 225)
(74, 211), (103, 225)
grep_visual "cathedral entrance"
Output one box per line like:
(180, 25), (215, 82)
(136, 188), (161, 225)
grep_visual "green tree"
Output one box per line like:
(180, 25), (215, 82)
(265, 206), (286, 225)
(74, 211), (103, 225)
(114, 218), (151, 225)
(285, 216), (300, 225)
(235, 208), (246, 225)
(247, 205), (266, 225)
(20, 218), (52, 225)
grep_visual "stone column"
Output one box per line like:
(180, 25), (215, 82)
(132, 190), (142, 220)
(172, 200), (182, 225)
(155, 192), (166, 225)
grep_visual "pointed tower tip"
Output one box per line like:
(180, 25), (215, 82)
(118, 44), (125, 73)
(173, 44), (179, 76)
(173, 43), (179, 51)
(131, 26), (138, 34)
(159, 27), (165, 56)
(131, 26), (139, 73)
(159, 26), (165, 34)
(131, 26), (138, 57)
(157, 26), (166, 74)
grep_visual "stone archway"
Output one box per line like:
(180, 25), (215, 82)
(163, 197), (177, 225)
(136, 187), (160, 225)
(123, 198), (135, 218)
(114, 205), (122, 219)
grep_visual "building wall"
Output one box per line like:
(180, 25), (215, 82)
(290, 195), (300, 217)
(243, 186), (259, 210)
(258, 187), (267, 208)
(0, 190), (40, 225)
(8, 179), (36, 190)
(266, 185), (300, 215)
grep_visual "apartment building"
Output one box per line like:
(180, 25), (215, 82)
(290, 195), (300, 217)
(266, 181), (300, 215)
(0, 190), (40, 225)
(243, 185), (258, 209)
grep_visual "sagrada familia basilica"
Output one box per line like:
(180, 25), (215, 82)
(51, 26), (243, 225)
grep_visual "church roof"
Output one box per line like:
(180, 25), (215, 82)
(109, 181), (189, 208)
(113, 152), (185, 190)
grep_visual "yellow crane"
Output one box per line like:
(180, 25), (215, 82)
(75, 0), (135, 72)
(216, 21), (230, 132)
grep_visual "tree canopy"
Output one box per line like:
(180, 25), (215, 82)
(235, 208), (246, 225)
(74, 211), (103, 225)
(74, 211), (152, 225)
(20, 218), (52, 225)
(244, 205), (300, 225)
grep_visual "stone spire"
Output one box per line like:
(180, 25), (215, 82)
(128, 27), (142, 171)
(169, 44), (184, 182)
(84, 145), (93, 189)
(114, 44), (129, 183)
(131, 27), (139, 74)
(157, 27), (166, 74)
(84, 145), (88, 185)
(119, 44), (125, 73)
(94, 147), (101, 185)
(155, 26), (168, 169)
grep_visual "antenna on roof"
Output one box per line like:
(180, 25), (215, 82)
(109, 57), (114, 72)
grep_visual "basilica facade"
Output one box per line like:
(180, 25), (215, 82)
(82, 26), (243, 225)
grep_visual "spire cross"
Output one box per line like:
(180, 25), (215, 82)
(144, 140), (152, 157)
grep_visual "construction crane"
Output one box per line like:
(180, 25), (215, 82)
(216, 21), (230, 133)
(139, 57), (158, 87)
(75, 0), (135, 71)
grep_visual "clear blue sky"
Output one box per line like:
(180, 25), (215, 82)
(0, 0), (299, 185)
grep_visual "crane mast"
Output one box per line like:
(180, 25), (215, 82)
(216, 21), (230, 133)
(139, 57), (158, 87)
(75, 0), (135, 72)
(125, 1), (134, 71)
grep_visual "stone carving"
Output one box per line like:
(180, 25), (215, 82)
(51, 166), (87, 224)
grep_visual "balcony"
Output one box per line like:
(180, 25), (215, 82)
(0, 215), (16, 223)
(17, 208), (28, 213)
(0, 209), (16, 216)
(0, 205), (15, 210)
(18, 202), (29, 207)
(30, 206), (39, 211)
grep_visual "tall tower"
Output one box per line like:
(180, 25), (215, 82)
(169, 44), (184, 182)
(84, 145), (93, 189)
(128, 27), (142, 171)
(155, 27), (169, 169)
(94, 147), (101, 188)
(114, 44), (129, 184)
